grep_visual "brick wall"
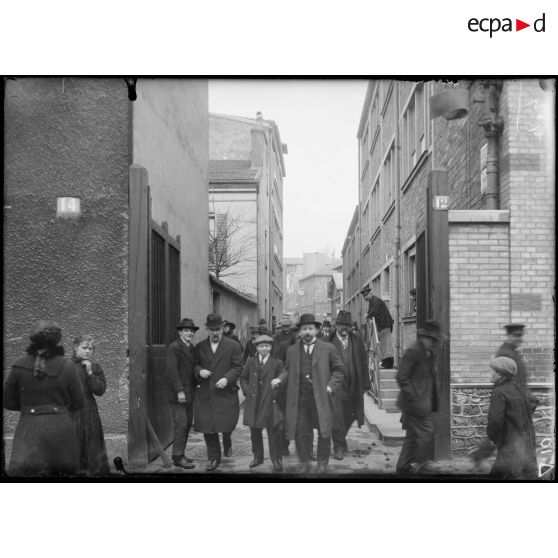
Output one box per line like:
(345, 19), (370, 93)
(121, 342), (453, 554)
(500, 80), (555, 383)
(449, 212), (511, 384)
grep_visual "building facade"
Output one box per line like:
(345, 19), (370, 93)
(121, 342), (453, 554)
(343, 79), (555, 460)
(4, 77), (210, 468)
(209, 113), (287, 329)
(283, 257), (304, 320)
(299, 259), (343, 321)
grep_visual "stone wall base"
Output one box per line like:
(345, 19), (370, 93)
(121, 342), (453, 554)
(451, 385), (555, 467)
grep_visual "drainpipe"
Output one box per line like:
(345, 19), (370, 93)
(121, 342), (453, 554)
(358, 133), (363, 327)
(393, 81), (401, 367)
(480, 80), (503, 210)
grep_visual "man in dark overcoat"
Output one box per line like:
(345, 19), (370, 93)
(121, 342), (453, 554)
(328, 310), (371, 460)
(194, 313), (244, 472)
(240, 335), (285, 472)
(395, 319), (443, 474)
(277, 313), (345, 474)
(165, 317), (198, 469)
(272, 318), (296, 356)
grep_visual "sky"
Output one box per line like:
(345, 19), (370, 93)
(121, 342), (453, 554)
(209, 79), (369, 260)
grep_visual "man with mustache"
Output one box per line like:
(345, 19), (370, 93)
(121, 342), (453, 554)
(279, 313), (345, 474)
(328, 310), (371, 460)
(193, 313), (243, 472)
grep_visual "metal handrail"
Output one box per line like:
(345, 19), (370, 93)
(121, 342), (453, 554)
(366, 317), (381, 407)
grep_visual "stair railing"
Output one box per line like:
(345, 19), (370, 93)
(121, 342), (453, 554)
(366, 317), (381, 407)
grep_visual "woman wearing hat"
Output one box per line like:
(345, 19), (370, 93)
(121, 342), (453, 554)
(165, 318), (199, 469)
(240, 334), (285, 472)
(3, 320), (85, 476)
(487, 356), (538, 479)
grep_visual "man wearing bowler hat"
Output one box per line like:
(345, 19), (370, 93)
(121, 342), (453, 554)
(396, 319), (444, 474)
(318, 320), (333, 339)
(279, 313), (345, 474)
(166, 318), (199, 469)
(329, 310), (371, 460)
(194, 313), (244, 472)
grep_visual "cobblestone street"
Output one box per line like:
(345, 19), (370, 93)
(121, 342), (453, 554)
(141, 404), (480, 478)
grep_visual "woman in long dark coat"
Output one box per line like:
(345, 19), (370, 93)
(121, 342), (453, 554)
(3, 321), (85, 477)
(71, 334), (110, 476)
(487, 356), (538, 480)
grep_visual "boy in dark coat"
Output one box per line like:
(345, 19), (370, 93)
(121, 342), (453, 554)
(194, 313), (244, 472)
(395, 319), (443, 474)
(487, 356), (538, 480)
(240, 335), (285, 472)
(165, 318), (198, 469)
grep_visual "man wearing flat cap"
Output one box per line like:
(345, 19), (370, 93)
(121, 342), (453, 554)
(193, 313), (244, 471)
(279, 313), (346, 474)
(165, 318), (199, 469)
(396, 319), (444, 474)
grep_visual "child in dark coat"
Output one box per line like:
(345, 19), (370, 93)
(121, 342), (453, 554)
(240, 335), (285, 472)
(487, 356), (538, 480)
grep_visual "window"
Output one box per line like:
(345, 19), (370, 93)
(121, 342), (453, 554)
(370, 92), (380, 150)
(371, 276), (381, 296)
(382, 144), (396, 215)
(362, 200), (370, 240)
(371, 179), (380, 235)
(360, 124), (369, 171)
(404, 245), (417, 316)
(382, 266), (391, 301)
(402, 83), (428, 181)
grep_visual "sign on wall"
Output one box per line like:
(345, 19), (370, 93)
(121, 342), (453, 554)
(57, 197), (81, 218)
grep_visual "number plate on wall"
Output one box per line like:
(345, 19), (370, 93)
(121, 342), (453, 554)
(56, 197), (81, 217)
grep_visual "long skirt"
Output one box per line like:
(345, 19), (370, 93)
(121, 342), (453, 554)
(73, 403), (110, 476)
(9, 413), (80, 477)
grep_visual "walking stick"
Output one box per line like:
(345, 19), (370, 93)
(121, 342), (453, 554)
(146, 417), (173, 468)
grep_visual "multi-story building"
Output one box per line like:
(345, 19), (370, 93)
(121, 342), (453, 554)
(299, 259), (342, 321)
(343, 79), (554, 461)
(4, 78), (210, 468)
(209, 112), (287, 329)
(283, 257), (304, 319)
(327, 263), (344, 321)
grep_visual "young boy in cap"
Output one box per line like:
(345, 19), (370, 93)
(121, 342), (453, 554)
(487, 356), (538, 479)
(240, 335), (285, 472)
(166, 318), (199, 469)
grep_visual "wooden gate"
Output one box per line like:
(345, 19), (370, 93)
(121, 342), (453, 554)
(128, 165), (181, 467)
(147, 221), (181, 460)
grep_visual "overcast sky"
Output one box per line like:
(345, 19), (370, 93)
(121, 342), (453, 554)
(209, 79), (369, 259)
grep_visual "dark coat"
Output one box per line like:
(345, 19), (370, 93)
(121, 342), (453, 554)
(396, 340), (438, 417)
(240, 356), (284, 429)
(280, 339), (346, 440)
(193, 336), (243, 433)
(165, 338), (196, 403)
(487, 378), (538, 479)
(71, 358), (110, 476)
(272, 329), (296, 357)
(274, 336), (297, 362)
(3, 355), (85, 476)
(328, 333), (371, 427)
(224, 331), (243, 350)
(496, 342), (538, 410)
(366, 295), (394, 331)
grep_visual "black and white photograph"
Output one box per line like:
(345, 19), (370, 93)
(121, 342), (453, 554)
(3, 77), (555, 481)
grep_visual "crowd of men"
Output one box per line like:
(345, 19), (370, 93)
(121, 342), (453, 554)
(166, 310), (374, 474)
(166, 289), (539, 478)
